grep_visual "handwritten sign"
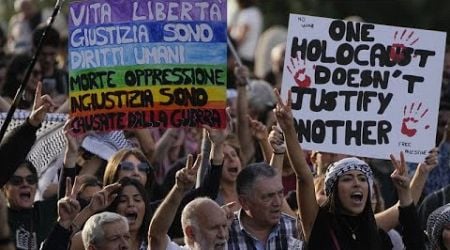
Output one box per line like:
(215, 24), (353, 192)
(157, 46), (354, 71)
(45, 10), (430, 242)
(68, 0), (227, 133)
(282, 14), (447, 163)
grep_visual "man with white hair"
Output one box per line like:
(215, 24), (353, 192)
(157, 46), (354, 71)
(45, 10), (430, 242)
(82, 211), (130, 250)
(149, 154), (229, 250)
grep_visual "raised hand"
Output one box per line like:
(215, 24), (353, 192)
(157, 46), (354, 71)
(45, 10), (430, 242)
(57, 177), (81, 229)
(248, 115), (269, 141)
(390, 152), (413, 206)
(29, 81), (56, 127)
(273, 88), (294, 131)
(234, 65), (250, 86)
(202, 108), (232, 145)
(175, 154), (203, 192)
(417, 148), (439, 174)
(63, 119), (87, 154)
(87, 182), (121, 213)
(269, 126), (286, 154)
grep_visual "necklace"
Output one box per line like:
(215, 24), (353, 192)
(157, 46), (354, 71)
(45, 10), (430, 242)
(342, 217), (360, 240)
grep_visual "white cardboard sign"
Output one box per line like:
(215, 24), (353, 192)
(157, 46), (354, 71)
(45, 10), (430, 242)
(282, 14), (447, 163)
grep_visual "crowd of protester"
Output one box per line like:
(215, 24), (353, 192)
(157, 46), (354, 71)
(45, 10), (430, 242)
(0, 0), (450, 249)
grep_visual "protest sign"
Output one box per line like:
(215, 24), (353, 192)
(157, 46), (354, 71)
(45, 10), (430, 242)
(282, 14), (447, 163)
(68, 0), (227, 133)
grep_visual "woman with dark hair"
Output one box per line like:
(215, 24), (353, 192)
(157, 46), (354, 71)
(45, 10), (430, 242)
(2, 160), (57, 249)
(274, 89), (424, 250)
(107, 177), (150, 250)
(1, 53), (41, 110)
(69, 177), (150, 250)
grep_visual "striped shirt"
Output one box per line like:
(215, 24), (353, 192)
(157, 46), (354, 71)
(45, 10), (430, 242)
(227, 210), (303, 250)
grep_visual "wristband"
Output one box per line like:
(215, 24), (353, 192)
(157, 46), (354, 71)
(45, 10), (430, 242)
(273, 151), (285, 155)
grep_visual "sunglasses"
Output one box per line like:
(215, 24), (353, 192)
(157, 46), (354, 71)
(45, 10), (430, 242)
(8, 175), (38, 186)
(119, 161), (152, 174)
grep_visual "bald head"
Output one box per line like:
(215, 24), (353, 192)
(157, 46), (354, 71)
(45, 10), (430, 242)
(181, 198), (228, 250)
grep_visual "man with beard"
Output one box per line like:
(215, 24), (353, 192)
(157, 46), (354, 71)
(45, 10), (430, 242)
(149, 154), (229, 250)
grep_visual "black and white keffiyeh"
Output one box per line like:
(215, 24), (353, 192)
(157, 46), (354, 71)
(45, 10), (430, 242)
(426, 203), (450, 249)
(324, 157), (374, 196)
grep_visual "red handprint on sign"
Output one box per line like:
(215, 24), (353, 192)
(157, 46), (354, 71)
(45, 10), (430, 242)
(401, 102), (430, 137)
(390, 29), (419, 63)
(287, 57), (312, 88)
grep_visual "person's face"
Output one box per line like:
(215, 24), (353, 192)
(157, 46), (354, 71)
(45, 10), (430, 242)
(337, 170), (369, 216)
(20, 0), (35, 18)
(18, 63), (41, 92)
(115, 185), (146, 233)
(193, 204), (228, 250)
(3, 165), (37, 209)
(117, 154), (148, 186)
(39, 46), (57, 74)
(221, 144), (241, 183)
(442, 224), (450, 250)
(92, 220), (130, 250)
(240, 176), (284, 227)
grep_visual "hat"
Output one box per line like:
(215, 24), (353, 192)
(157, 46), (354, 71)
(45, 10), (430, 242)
(427, 204), (450, 249)
(324, 157), (373, 196)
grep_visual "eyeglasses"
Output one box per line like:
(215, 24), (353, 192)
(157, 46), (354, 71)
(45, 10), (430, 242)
(119, 161), (152, 174)
(8, 175), (38, 186)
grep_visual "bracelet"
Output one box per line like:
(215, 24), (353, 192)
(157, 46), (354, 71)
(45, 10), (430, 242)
(273, 151), (285, 155)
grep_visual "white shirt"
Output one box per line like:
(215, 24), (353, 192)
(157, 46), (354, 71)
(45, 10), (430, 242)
(229, 6), (263, 61)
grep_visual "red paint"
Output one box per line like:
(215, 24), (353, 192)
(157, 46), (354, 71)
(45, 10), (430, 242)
(401, 117), (418, 137)
(294, 68), (311, 88)
(390, 43), (406, 62)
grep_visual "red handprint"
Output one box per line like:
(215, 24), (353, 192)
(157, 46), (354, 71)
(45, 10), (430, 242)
(390, 29), (419, 63)
(401, 102), (430, 137)
(287, 57), (312, 88)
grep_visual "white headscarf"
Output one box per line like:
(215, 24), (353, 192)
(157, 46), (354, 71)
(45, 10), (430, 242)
(324, 157), (374, 196)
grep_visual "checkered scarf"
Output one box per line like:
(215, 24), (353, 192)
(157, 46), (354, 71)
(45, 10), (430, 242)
(324, 157), (374, 196)
(427, 204), (450, 249)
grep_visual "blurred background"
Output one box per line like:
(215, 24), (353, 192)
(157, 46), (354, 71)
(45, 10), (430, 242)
(1, 0), (448, 41)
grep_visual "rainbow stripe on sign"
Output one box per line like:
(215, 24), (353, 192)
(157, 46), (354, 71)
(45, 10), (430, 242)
(68, 0), (227, 132)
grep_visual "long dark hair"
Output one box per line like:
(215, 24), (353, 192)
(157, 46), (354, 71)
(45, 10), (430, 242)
(107, 177), (151, 244)
(322, 176), (382, 250)
(2, 54), (31, 98)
